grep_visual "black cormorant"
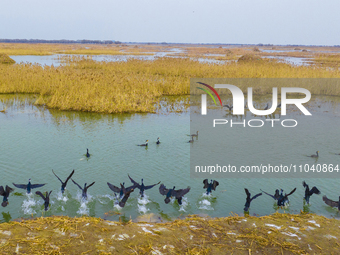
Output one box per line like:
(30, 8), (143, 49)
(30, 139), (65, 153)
(138, 140), (148, 146)
(118, 183), (135, 207)
(86, 149), (90, 158)
(107, 182), (135, 199)
(159, 184), (190, 205)
(302, 181), (320, 204)
(128, 175), (160, 197)
(0, 185), (14, 207)
(12, 179), (46, 194)
(156, 137), (160, 144)
(203, 179), (219, 195)
(35, 191), (52, 211)
(308, 151), (319, 158)
(244, 188), (262, 212)
(71, 179), (95, 199)
(261, 188), (296, 206)
(323, 195), (340, 210)
(52, 169), (75, 194)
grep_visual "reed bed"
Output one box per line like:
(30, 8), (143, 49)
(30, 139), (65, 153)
(0, 213), (339, 254)
(0, 43), (153, 56)
(0, 56), (340, 113)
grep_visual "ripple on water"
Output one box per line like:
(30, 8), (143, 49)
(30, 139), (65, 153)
(75, 192), (92, 215)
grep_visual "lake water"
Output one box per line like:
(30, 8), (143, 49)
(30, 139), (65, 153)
(0, 94), (340, 223)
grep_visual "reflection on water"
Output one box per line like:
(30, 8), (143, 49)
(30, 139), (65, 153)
(1, 94), (340, 222)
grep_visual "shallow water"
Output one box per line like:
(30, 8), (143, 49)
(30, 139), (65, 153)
(0, 94), (340, 222)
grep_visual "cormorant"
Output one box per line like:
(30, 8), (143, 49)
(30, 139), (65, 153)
(86, 149), (90, 158)
(323, 195), (340, 210)
(203, 179), (219, 195)
(52, 169), (75, 194)
(191, 131), (199, 137)
(35, 191), (52, 211)
(224, 104), (233, 111)
(261, 188), (296, 206)
(107, 182), (135, 199)
(0, 185), (14, 207)
(156, 137), (160, 144)
(138, 140), (148, 146)
(308, 151), (319, 158)
(244, 188), (262, 212)
(13, 179), (46, 194)
(264, 103), (269, 110)
(302, 181), (320, 204)
(118, 183), (134, 207)
(128, 175), (160, 197)
(159, 184), (190, 205)
(71, 179), (95, 199)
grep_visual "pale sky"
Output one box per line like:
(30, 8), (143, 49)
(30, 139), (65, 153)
(1, 0), (339, 45)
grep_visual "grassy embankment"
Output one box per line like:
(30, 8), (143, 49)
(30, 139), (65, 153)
(1, 54), (340, 114)
(0, 213), (339, 254)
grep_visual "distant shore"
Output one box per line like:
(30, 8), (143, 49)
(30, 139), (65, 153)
(0, 213), (339, 254)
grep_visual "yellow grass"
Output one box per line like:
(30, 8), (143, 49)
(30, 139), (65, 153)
(0, 55), (340, 113)
(0, 213), (339, 254)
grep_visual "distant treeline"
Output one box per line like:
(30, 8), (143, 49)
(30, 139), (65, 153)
(0, 39), (118, 44)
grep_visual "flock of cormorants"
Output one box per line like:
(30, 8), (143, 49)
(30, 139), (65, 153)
(0, 170), (339, 214)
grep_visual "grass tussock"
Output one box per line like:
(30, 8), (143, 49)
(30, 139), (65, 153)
(0, 54), (15, 64)
(0, 213), (339, 254)
(0, 56), (340, 113)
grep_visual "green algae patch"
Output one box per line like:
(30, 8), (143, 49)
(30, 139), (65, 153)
(0, 53), (15, 64)
(0, 213), (339, 254)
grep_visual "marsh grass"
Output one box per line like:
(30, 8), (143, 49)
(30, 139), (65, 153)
(0, 213), (339, 254)
(0, 56), (340, 113)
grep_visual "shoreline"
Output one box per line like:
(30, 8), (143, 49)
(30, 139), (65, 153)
(0, 213), (339, 254)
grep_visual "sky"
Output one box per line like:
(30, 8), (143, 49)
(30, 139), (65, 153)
(1, 0), (340, 45)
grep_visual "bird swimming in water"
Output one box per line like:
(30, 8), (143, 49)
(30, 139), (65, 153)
(0, 185), (14, 207)
(224, 104), (233, 111)
(35, 191), (52, 211)
(261, 188), (296, 206)
(107, 182), (135, 199)
(203, 179), (219, 195)
(156, 137), (160, 144)
(128, 175), (160, 197)
(13, 179), (46, 194)
(264, 103), (269, 110)
(191, 131), (199, 137)
(244, 188), (262, 212)
(323, 195), (340, 210)
(308, 151), (319, 158)
(138, 140), (148, 146)
(52, 169), (75, 194)
(118, 183), (134, 208)
(159, 184), (190, 205)
(71, 179), (95, 199)
(277, 103), (281, 108)
(302, 181), (320, 204)
(86, 149), (90, 158)
(188, 136), (194, 143)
